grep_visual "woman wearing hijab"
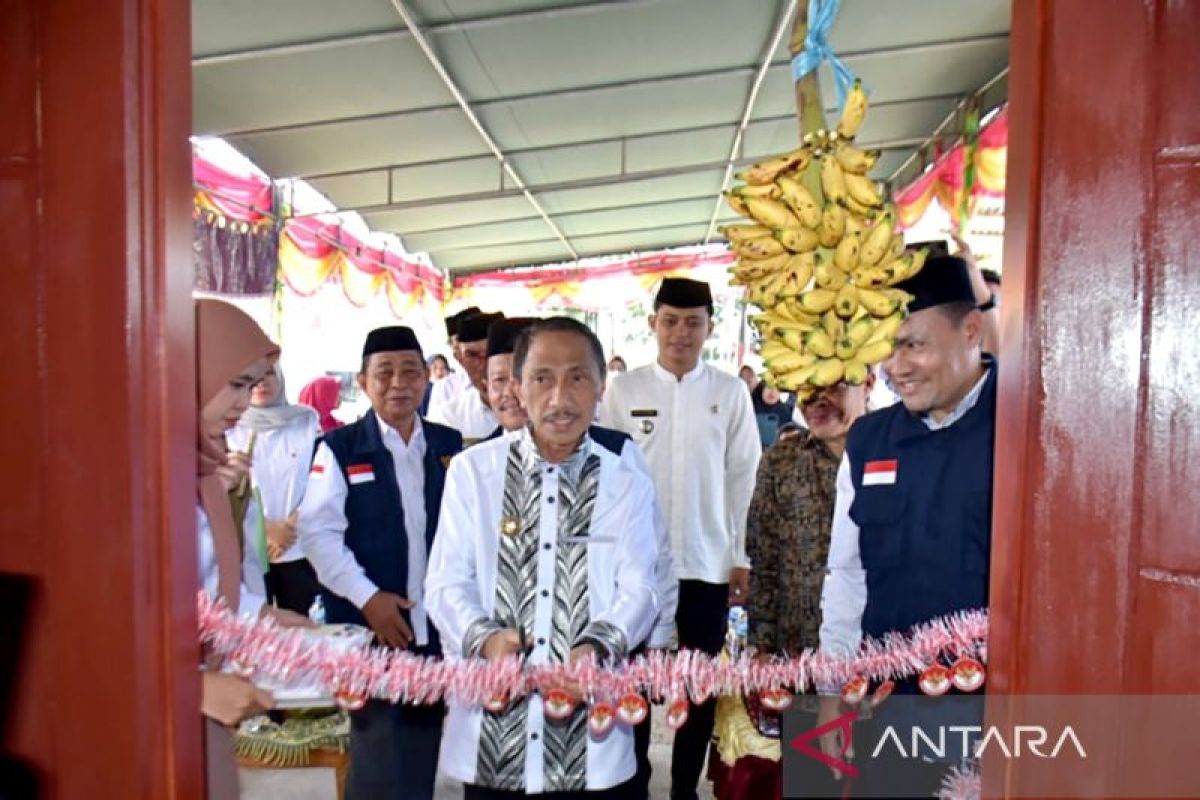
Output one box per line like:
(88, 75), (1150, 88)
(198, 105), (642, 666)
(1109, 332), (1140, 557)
(298, 375), (344, 433)
(227, 363), (321, 615)
(195, 299), (311, 798)
(750, 381), (794, 449)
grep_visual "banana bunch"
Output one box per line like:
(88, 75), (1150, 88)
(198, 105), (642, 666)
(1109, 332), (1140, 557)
(721, 79), (928, 399)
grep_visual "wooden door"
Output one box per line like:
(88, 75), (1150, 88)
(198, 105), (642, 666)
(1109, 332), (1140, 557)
(990, 0), (1200, 793)
(0, 0), (199, 796)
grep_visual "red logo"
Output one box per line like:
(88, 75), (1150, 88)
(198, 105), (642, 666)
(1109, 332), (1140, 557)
(790, 710), (860, 779)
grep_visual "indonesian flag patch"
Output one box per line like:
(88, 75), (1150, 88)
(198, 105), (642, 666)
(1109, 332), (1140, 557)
(863, 459), (898, 486)
(347, 464), (376, 485)
(310, 463), (325, 475)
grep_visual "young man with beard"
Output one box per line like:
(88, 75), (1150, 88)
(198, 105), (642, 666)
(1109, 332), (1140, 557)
(298, 326), (462, 800)
(599, 277), (761, 800)
(425, 317), (661, 797)
(817, 255), (998, 798)
(430, 310), (504, 443)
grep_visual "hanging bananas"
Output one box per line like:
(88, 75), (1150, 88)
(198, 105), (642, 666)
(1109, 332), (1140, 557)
(720, 76), (929, 394)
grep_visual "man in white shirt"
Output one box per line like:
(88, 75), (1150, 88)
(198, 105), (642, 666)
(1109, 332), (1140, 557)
(425, 317), (661, 798)
(598, 277), (761, 800)
(426, 306), (480, 420)
(429, 310), (503, 442)
(298, 325), (463, 800)
(817, 255), (998, 797)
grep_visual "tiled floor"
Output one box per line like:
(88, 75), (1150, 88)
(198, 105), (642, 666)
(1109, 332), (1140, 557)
(241, 706), (715, 799)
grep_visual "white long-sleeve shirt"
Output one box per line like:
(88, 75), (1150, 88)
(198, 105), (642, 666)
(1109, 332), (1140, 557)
(298, 418), (432, 645)
(226, 414), (320, 563)
(197, 505), (267, 619)
(599, 361), (762, 583)
(428, 384), (497, 442)
(426, 370), (470, 422)
(425, 429), (660, 793)
(819, 369), (993, 660)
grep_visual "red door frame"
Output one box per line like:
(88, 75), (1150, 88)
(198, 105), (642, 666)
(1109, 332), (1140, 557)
(1, 0), (199, 796)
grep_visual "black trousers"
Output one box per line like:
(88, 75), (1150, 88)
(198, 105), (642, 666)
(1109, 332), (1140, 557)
(346, 699), (444, 800)
(263, 558), (320, 615)
(464, 776), (637, 799)
(670, 580), (729, 800)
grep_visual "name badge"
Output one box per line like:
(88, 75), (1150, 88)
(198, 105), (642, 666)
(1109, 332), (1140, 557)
(863, 459), (898, 486)
(347, 464), (376, 485)
(630, 409), (658, 417)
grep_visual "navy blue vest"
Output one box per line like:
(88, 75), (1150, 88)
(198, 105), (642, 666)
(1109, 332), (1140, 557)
(847, 360), (996, 640)
(318, 410), (462, 652)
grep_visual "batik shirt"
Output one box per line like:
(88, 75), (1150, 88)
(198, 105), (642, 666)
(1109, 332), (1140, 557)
(425, 428), (660, 792)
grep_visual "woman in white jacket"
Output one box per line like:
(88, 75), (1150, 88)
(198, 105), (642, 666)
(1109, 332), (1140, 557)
(227, 363), (321, 614)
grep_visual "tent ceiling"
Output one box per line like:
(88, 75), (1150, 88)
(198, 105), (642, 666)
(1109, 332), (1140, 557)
(193, 0), (1010, 274)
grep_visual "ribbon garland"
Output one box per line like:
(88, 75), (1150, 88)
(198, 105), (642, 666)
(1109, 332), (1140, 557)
(200, 593), (988, 710)
(790, 0), (859, 110)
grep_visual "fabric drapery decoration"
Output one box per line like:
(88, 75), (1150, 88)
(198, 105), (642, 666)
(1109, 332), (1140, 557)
(450, 246), (736, 311)
(194, 212), (279, 295)
(894, 107), (1008, 229)
(194, 153), (273, 223)
(277, 215), (446, 317)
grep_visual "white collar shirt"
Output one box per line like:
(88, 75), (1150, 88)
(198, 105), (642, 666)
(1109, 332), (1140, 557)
(424, 429), (660, 792)
(598, 361), (762, 582)
(429, 384), (497, 442)
(426, 370), (471, 422)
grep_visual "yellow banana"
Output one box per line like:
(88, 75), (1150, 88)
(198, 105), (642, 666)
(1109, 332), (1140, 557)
(835, 336), (859, 360)
(834, 233), (861, 272)
(739, 251), (791, 277)
(797, 288), (838, 314)
(834, 284), (860, 319)
(805, 329), (836, 359)
(889, 248), (928, 283)
(765, 351), (808, 373)
(775, 226), (821, 253)
(820, 155), (847, 204)
(882, 288), (915, 306)
(859, 214), (894, 267)
(847, 316), (877, 347)
(836, 79), (868, 139)
(819, 203), (847, 248)
(852, 265), (895, 290)
(844, 173), (884, 207)
(745, 196), (800, 229)
(821, 310), (845, 341)
(736, 147), (810, 186)
(781, 300), (821, 327)
(840, 194), (879, 218)
(857, 288), (900, 317)
(760, 271), (788, 307)
(776, 175), (822, 229)
(734, 182), (782, 199)
(834, 142), (880, 175)
(779, 329), (805, 351)
(760, 340), (791, 360)
(777, 363), (819, 391)
(843, 358), (870, 385)
(815, 259), (849, 290)
(724, 191), (752, 219)
(810, 358), (846, 388)
(720, 223), (773, 243)
(844, 212), (868, 237)
(856, 338), (895, 366)
(734, 236), (786, 260)
(784, 252), (816, 294)
(866, 311), (906, 344)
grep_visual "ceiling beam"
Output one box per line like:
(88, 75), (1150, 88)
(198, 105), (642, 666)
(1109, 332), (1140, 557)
(386, 0), (577, 260)
(301, 135), (928, 219)
(193, 0), (660, 67)
(703, 0), (798, 243)
(203, 34), (1008, 139)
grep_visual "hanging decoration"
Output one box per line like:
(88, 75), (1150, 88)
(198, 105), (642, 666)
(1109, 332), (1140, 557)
(199, 592), (987, 713)
(894, 107), (1008, 229)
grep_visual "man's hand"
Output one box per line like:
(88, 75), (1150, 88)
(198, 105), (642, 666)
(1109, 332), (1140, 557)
(265, 518), (298, 561)
(548, 644), (597, 703)
(728, 567), (751, 606)
(818, 695), (854, 780)
(201, 672), (274, 727)
(361, 591), (415, 648)
(262, 605), (317, 628)
(481, 628), (526, 661)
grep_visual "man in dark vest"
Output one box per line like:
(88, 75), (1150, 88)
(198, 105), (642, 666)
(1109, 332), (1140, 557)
(298, 325), (462, 800)
(816, 255), (997, 798)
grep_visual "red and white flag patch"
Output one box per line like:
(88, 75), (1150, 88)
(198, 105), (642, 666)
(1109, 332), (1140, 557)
(310, 463), (325, 475)
(863, 459), (898, 486)
(347, 464), (376, 485)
